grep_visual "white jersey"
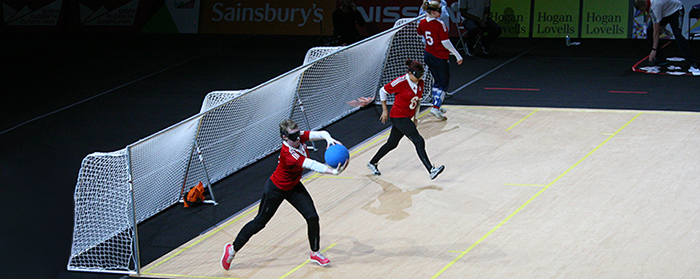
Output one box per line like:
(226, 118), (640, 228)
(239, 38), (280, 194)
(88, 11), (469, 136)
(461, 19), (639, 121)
(649, 0), (683, 23)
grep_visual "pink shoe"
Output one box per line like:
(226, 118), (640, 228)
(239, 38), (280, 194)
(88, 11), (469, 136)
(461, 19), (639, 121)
(221, 243), (235, 270)
(310, 251), (330, 266)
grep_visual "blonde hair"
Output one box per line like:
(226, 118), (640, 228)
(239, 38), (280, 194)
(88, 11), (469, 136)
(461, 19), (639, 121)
(279, 119), (299, 137)
(422, 1), (441, 13)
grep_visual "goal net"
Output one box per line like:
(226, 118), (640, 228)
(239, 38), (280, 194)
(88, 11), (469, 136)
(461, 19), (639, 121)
(68, 16), (427, 274)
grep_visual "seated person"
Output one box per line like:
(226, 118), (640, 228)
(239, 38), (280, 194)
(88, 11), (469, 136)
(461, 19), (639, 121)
(459, 0), (502, 56)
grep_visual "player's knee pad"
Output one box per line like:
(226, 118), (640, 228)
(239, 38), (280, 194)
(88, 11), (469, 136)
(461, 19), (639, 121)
(432, 87), (444, 107)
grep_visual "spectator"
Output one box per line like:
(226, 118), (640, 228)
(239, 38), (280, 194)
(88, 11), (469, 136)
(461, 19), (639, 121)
(634, 0), (698, 70)
(459, 0), (502, 56)
(332, 0), (366, 46)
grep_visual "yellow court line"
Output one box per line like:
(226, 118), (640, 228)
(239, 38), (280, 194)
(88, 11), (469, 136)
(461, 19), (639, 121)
(142, 207), (258, 273)
(302, 172), (322, 183)
(348, 133), (389, 155)
(278, 243), (338, 279)
(506, 109), (538, 131)
(430, 112), (642, 279)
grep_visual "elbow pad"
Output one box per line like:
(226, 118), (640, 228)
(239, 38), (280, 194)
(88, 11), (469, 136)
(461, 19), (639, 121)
(302, 158), (330, 173)
(379, 87), (388, 101)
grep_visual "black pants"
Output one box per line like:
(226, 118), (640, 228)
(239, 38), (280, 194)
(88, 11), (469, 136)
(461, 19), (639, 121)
(646, 8), (697, 66)
(370, 117), (432, 172)
(233, 179), (320, 252)
(463, 17), (502, 48)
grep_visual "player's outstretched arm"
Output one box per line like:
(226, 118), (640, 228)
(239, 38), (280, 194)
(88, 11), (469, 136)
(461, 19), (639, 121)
(308, 131), (341, 147)
(302, 158), (347, 175)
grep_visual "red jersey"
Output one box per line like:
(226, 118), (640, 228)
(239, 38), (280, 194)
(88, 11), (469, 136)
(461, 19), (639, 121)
(270, 131), (311, 191)
(383, 74), (424, 118)
(417, 17), (450, 60)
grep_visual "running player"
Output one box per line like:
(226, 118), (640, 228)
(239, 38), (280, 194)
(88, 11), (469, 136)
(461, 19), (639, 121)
(417, 0), (463, 121)
(366, 59), (445, 180)
(220, 119), (347, 270)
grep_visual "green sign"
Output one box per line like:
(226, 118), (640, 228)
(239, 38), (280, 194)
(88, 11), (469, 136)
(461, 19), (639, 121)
(581, 0), (628, 38)
(491, 0), (531, 38)
(532, 0), (579, 38)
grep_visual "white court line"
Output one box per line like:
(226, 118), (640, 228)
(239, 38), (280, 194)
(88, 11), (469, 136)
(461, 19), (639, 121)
(451, 45), (538, 94)
(1, 50), (219, 136)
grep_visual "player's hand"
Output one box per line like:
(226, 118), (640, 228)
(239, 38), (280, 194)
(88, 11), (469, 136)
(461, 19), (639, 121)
(331, 159), (349, 175)
(380, 110), (388, 124)
(648, 50), (657, 63)
(327, 139), (342, 148)
(456, 59), (463, 65)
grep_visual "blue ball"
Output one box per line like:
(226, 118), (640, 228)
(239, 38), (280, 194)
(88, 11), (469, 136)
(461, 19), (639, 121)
(325, 144), (349, 167)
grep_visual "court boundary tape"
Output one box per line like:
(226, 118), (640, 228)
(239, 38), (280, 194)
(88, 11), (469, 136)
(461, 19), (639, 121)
(142, 206), (258, 275)
(429, 112), (643, 278)
(631, 41), (699, 76)
(506, 109), (539, 131)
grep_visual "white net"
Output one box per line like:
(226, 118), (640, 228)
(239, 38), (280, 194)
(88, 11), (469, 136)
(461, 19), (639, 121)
(69, 17), (425, 274)
(128, 116), (201, 223)
(200, 90), (249, 113)
(379, 17), (435, 106)
(303, 46), (344, 65)
(292, 32), (395, 132)
(68, 150), (135, 273)
(196, 68), (306, 183)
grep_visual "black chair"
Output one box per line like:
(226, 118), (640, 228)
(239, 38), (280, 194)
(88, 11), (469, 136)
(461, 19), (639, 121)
(690, 4), (700, 40)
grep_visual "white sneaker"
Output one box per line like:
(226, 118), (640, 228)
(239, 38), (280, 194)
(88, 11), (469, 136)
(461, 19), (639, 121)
(430, 107), (447, 120)
(429, 165), (445, 180)
(689, 66), (700, 73)
(367, 162), (381, 175)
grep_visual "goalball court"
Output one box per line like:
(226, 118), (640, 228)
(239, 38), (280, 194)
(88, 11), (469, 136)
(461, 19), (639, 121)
(139, 106), (700, 279)
(5, 19), (700, 278)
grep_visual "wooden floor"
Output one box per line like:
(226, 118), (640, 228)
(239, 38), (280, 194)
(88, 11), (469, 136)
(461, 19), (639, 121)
(141, 105), (700, 279)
